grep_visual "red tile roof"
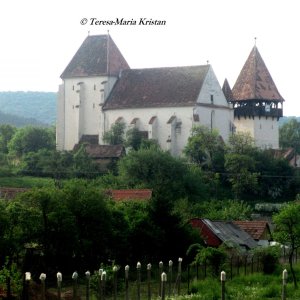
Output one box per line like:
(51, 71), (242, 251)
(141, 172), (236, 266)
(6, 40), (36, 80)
(102, 65), (210, 110)
(108, 189), (152, 201)
(233, 220), (271, 240)
(61, 35), (129, 78)
(232, 46), (284, 102)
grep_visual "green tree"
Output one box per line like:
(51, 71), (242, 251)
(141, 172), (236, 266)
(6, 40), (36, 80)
(184, 125), (225, 171)
(8, 126), (55, 157)
(125, 127), (144, 150)
(118, 147), (208, 203)
(279, 118), (300, 153)
(0, 124), (16, 153)
(273, 202), (300, 288)
(225, 133), (259, 199)
(103, 122), (125, 145)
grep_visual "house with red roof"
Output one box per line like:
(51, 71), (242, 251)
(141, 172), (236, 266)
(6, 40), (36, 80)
(233, 220), (272, 246)
(190, 218), (257, 251)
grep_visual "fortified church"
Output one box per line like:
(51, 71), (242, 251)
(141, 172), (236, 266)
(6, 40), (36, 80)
(56, 34), (284, 155)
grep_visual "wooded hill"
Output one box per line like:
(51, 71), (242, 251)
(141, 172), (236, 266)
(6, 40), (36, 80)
(0, 91), (56, 126)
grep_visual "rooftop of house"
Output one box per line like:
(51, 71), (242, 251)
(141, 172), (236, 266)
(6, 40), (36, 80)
(233, 220), (271, 240)
(103, 65), (210, 110)
(231, 46), (284, 102)
(191, 218), (257, 249)
(61, 34), (130, 79)
(107, 189), (152, 201)
(73, 144), (125, 158)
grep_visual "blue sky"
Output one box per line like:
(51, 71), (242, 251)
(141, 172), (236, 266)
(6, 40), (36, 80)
(1, 0), (299, 116)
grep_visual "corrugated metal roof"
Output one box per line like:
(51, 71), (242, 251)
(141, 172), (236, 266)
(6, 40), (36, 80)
(202, 219), (257, 249)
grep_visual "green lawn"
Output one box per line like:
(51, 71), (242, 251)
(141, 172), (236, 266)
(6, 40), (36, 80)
(0, 176), (54, 188)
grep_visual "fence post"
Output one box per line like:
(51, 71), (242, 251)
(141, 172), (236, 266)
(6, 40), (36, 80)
(101, 271), (106, 300)
(113, 266), (118, 300)
(39, 273), (46, 300)
(158, 261), (163, 297)
(177, 257), (182, 296)
(168, 260), (173, 298)
(147, 263), (152, 300)
(282, 269), (288, 300)
(221, 271), (226, 300)
(161, 272), (167, 300)
(72, 271), (78, 300)
(125, 265), (129, 300)
(57, 272), (62, 300)
(85, 271), (91, 300)
(23, 272), (31, 300)
(137, 262), (141, 300)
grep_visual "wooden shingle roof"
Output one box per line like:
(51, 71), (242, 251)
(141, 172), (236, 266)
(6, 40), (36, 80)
(232, 46), (284, 102)
(102, 65), (210, 110)
(61, 35), (129, 79)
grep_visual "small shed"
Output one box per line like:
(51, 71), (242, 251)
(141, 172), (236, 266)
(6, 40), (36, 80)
(190, 218), (257, 250)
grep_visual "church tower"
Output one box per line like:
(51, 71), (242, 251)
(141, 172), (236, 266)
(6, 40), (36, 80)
(56, 34), (129, 150)
(229, 45), (284, 149)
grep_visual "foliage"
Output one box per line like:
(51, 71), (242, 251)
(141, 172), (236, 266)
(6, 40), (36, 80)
(0, 258), (22, 296)
(279, 118), (300, 153)
(125, 127), (144, 150)
(273, 202), (300, 287)
(193, 246), (227, 277)
(103, 122), (125, 145)
(0, 124), (16, 153)
(173, 198), (252, 222)
(252, 245), (281, 274)
(184, 125), (225, 171)
(118, 147), (208, 203)
(8, 126), (55, 157)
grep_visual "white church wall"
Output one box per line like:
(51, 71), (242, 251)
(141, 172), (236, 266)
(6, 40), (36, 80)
(56, 84), (65, 150)
(103, 106), (194, 155)
(233, 117), (279, 149)
(60, 76), (118, 150)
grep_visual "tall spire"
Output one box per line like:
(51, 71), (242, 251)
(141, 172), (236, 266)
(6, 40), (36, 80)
(232, 46), (284, 102)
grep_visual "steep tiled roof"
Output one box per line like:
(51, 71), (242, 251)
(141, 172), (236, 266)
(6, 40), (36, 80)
(108, 189), (152, 201)
(232, 46), (284, 102)
(222, 78), (234, 102)
(103, 65), (210, 110)
(61, 35), (129, 78)
(73, 144), (125, 158)
(234, 220), (271, 240)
